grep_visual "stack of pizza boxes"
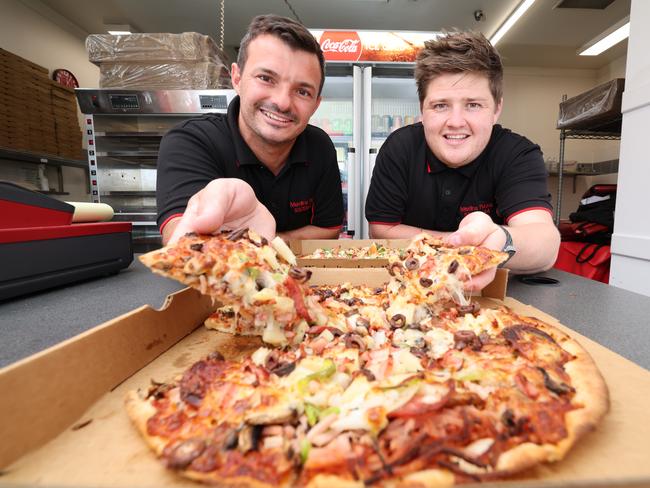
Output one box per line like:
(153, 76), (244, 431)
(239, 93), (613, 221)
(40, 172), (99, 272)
(0, 48), (83, 160)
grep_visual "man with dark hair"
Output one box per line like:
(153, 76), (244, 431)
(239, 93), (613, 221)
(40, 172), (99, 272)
(365, 30), (560, 290)
(157, 14), (343, 244)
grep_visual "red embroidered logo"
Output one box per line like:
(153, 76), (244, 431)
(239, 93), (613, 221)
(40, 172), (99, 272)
(290, 199), (313, 213)
(460, 202), (494, 216)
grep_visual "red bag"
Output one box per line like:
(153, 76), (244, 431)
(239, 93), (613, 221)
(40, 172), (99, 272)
(559, 220), (611, 243)
(554, 241), (610, 283)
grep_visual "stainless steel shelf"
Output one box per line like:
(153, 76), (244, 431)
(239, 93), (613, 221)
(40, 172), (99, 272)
(96, 151), (159, 157)
(94, 131), (168, 137)
(108, 190), (156, 197)
(0, 147), (87, 169)
(555, 92), (621, 225)
(562, 130), (621, 141)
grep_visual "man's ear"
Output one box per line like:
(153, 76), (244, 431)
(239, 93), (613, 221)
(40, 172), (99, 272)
(494, 97), (503, 122)
(231, 63), (241, 94)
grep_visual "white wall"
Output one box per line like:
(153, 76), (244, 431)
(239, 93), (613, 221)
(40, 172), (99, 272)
(609, 0), (650, 296)
(0, 0), (98, 88)
(500, 66), (622, 219)
(597, 54), (627, 85)
(0, 0), (97, 202)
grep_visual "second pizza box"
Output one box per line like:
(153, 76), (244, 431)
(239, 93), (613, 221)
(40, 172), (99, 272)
(291, 238), (410, 268)
(1, 268), (650, 487)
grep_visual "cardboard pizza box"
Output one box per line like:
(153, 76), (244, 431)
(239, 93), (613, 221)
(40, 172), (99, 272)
(291, 238), (410, 268)
(1, 268), (650, 487)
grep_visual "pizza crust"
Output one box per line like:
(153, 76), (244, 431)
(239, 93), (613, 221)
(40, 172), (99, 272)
(124, 390), (167, 456)
(496, 317), (609, 472)
(125, 391), (291, 488)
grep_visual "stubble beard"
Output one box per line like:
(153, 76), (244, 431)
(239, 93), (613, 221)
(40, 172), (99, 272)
(248, 102), (300, 147)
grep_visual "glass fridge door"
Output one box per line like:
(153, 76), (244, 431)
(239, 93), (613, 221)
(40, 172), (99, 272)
(361, 67), (420, 238)
(310, 70), (356, 237)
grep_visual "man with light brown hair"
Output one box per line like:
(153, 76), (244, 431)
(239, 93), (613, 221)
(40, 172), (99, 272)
(157, 15), (344, 245)
(365, 31), (560, 290)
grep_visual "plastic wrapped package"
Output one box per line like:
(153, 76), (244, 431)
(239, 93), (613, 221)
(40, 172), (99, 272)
(86, 32), (225, 64)
(86, 32), (232, 89)
(98, 61), (232, 89)
(557, 78), (625, 131)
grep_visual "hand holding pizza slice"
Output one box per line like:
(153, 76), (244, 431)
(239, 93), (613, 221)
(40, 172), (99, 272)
(387, 233), (509, 306)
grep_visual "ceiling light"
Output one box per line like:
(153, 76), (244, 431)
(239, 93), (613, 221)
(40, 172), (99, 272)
(489, 0), (536, 46)
(105, 24), (133, 35)
(578, 16), (629, 56)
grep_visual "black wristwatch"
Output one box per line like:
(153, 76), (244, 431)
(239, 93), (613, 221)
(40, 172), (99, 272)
(498, 225), (516, 268)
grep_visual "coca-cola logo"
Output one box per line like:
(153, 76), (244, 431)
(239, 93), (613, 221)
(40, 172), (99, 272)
(322, 39), (360, 53)
(319, 31), (362, 61)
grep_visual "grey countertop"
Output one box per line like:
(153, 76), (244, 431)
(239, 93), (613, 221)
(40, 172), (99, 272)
(1, 261), (649, 370)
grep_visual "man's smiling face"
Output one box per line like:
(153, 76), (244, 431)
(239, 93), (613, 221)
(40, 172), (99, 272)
(420, 72), (502, 168)
(231, 34), (322, 154)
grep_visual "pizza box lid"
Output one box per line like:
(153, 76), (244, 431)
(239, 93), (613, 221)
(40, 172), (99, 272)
(1, 268), (649, 487)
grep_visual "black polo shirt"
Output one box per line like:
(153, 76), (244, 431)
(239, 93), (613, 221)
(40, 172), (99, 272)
(156, 96), (344, 232)
(365, 123), (552, 231)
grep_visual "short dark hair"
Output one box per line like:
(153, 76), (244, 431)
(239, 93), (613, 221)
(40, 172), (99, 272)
(237, 14), (325, 96)
(414, 30), (503, 106)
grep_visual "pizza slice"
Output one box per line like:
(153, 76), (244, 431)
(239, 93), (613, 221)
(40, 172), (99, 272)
(139, 229), (322, 346)
(387, 233), (509, 306)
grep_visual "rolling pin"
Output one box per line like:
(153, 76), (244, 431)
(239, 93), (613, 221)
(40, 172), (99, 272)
(65, 202), (114, 223)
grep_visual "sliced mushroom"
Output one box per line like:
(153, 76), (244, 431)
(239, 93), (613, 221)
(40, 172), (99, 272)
(355, 316), (370, 329)
(207, 351), (225, 361)
(247, 231), (267, 247)
(388, 262), (403, 277)
(404, 257), (420, 270)
(454, 330), (482, 351)
(166, 438), (206, 469)
(147, 379), (172, 400)
(245, 405), (297, 425)
(537, 367), (574, 395)
(389, 314), (406, 329)
(226, 227), (249, 241)
(288, 266), (312, 283)
(419, 277), (433, 288)
(344, 333), (366, 351)
(457, 302), (481, 315)
(270, 362), (296, 377)
(238, 425), (262, 453)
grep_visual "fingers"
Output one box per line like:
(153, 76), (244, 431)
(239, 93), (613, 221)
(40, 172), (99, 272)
(168, 194), (205, 244)
(168, 179), (276, 244)
(219, 201), (276, 241)
(446, 211), (499, 248)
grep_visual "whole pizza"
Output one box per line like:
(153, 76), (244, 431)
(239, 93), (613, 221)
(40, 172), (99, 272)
(131, 229), (609, 487)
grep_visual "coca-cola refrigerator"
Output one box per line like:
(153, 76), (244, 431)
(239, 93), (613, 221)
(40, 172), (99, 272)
(309, 30), (436, 238)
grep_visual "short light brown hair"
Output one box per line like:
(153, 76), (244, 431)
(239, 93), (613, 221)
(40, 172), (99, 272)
(414, 30), (503, 105)
(237, 14), (325, 95)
